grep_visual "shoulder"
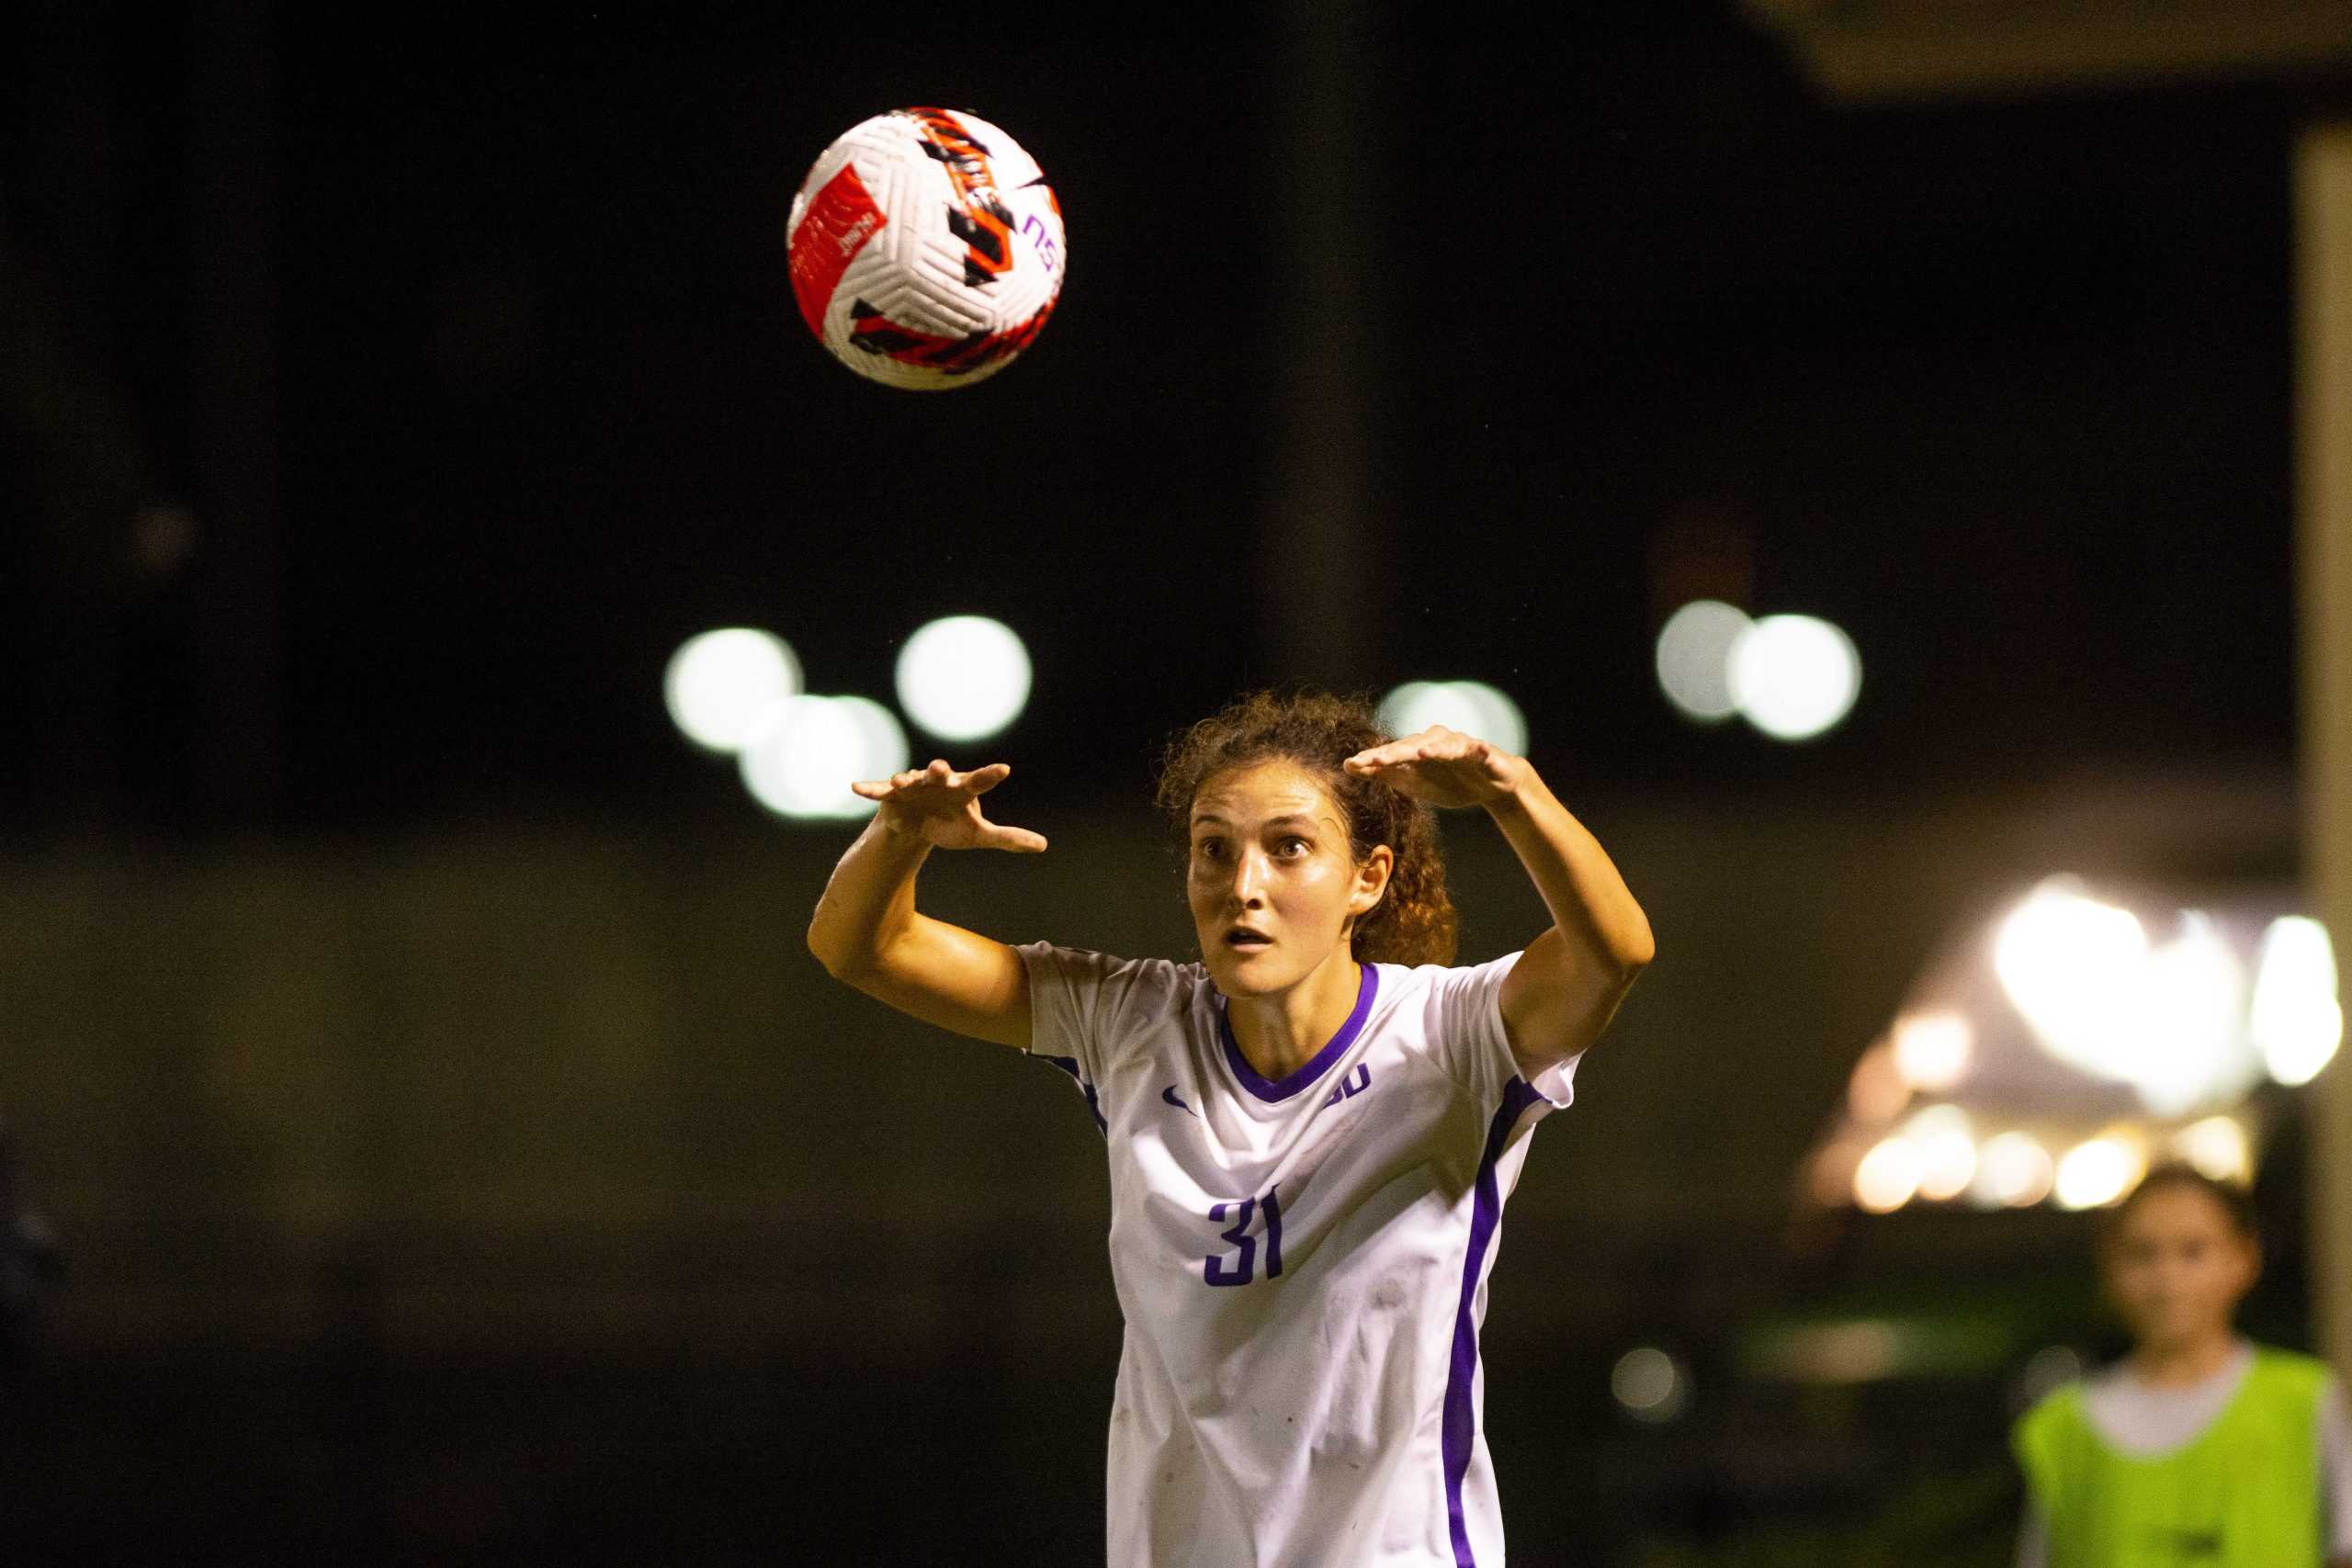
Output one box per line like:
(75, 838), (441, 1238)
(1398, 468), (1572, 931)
(2249, 1345), (2337, 1400)
(1015, 942), (1210, 1016)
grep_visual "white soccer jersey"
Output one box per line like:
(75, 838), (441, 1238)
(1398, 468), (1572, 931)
(1018, 942), (1577, 1568)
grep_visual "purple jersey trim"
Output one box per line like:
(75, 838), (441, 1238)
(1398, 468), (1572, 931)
(1216, 963), (1379, 1103)
(1444, 1076), (1545, 1567)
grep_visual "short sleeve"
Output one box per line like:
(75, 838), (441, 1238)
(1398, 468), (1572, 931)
(1417, 951), (1578, 1112)
(1015, 942), (1192, 1085)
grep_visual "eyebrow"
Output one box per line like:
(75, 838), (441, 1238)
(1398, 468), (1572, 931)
(1190, 812), (1327, 832)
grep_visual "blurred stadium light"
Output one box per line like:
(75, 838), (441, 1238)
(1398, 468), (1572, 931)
(1655, 599), (1750, 722)
(895, 615), (1033, 743)
(1375, 681), (1529, 756)
(738, 694), (908, 820)
(1728, 615), (1861, 741)
(664, 628), (802, 752)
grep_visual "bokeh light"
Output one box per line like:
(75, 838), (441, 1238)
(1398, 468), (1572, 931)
(2251, 916), (2343, 1086)
(739, 694), (910, 820)
(1727, 614), (1860, 740)
(895, 616), (1033, 742)
(2053, 1134), (2144, 1211)
(1852, 1136), (1921, 1213)
(663, 628), (802, 752)
(1610, 1347), (1691, 1423)
(1995, 881), (2261, 1114)
(1904, 1104), (1977, 1201)
(1970, 1132), (2055, 1209)
(1655, 600), (1750, 722)
(2172, 1116), (2252, 1184)
(1375, 681), (1530, 756)
(1891, 1010), (1973, 1092)
(1846, 1040), (1912, 1125)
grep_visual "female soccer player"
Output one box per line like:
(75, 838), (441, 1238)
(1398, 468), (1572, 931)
(806, 691), (1653, 1566)
(2013, 1165), (2352, 1568)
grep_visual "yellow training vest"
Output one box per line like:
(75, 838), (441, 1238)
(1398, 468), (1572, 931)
(2013, 1347), (2330, 1568)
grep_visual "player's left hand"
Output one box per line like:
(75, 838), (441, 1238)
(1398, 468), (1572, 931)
(1342, 727), (1525, 809)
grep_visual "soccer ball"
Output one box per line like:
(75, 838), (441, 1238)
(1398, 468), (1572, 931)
(786, 108), (1066, 390)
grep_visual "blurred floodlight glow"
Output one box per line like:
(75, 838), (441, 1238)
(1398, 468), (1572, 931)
(1892, 1011), (1973, 1092)
(1376, 681), (1530, 756)
(1971, 1132), (2055, 1209)
(2135, 915), (2251, 1115)
(1904, 1105), (1978, 1201)
(2252, 916), (2343, 1086)
(1996, 881), (2150, 1082)
(2174, 1116), (2252, 1184)
(1995, 880), (2261, 1114)
(1727, 615), (1860, 740)
(664, 628), (801, 752)
(1853, 1136), (1921, 1213)
(1655, 600), (1750, 722)
(895, 616), (1033, 742)
(2054, 1136), (2143, 1211)
(739, 694), (910, 820)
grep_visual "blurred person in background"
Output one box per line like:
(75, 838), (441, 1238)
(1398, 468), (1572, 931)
(2013, 1165), (2352, 1567)
(807, 691), (1652, 1568)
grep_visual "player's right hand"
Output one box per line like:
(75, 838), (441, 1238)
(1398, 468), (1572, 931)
(851, 760), (1047, 853)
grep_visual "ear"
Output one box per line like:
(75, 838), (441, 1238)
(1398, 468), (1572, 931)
(1349, 843), (1394, 919)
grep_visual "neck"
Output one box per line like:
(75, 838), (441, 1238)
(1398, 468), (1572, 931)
(2130, 1330), (2244, 1389)
(1226, 949), (1362, 1082)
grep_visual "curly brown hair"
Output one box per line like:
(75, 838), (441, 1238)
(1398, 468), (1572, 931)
(1152, 691), (1459, 967)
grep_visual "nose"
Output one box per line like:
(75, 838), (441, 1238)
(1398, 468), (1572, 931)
(1227, 846), (1270, 908)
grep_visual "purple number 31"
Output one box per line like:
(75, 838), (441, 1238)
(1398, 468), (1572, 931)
(1204, 1188), (1283, 1286)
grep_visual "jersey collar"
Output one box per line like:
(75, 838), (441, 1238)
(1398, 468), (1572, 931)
(1217, 963), (1379, 1103)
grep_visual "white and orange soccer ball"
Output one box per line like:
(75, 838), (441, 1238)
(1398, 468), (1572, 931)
(786, 107), (1066, 390)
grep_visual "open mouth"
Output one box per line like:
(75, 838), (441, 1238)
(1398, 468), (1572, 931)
(1225, 929), (1273, 952)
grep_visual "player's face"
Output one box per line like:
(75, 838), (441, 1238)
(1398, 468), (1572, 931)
(1186, 761), (1385, 998)
(2101, 1185), (2259, 1356)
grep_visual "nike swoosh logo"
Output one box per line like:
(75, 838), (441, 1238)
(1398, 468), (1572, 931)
(1162, 1085), (1195, 1115)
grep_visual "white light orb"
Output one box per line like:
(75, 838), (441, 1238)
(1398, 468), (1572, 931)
(1655, 600), (1750, 722)
(1904, 1105), (1978, 1202)
(739, 694), (910, 820)
(1853, 1136), (1921, 1213)
(2172, 1116), (2252, 1184)
(1971, 1132), (2055, 1209)
(664, 628), (802, 752)
(1376, 681), (1529, 756)
(1996, 880), (2151, 1084)
(2252, 916), (2343, 1086)
(1728, 614), (1860, 741)
(1610, 1347), (1690, 1423)
(2053, 1136), (2143, 1212)
(1892, 1011), (1973, 1092)
(895, 616), (1033, 742)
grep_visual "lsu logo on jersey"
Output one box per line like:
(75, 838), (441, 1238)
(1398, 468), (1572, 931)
(1323, 1064), (1372, 1107)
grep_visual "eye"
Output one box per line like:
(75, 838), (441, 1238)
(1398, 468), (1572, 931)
(1277, 836), (1311, 857)
(1193, 838), (1224, 862)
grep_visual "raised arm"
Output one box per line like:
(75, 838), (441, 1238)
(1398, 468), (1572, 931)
(805, 759), (1046, 1049)
(1344, 728), (1653, 1074)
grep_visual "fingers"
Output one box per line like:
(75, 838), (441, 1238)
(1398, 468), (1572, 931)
(979, 821), (1049, 853)
(1346, 728), (1494, 776)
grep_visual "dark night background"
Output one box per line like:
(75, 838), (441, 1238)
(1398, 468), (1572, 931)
(4, 2), (2348, 1562)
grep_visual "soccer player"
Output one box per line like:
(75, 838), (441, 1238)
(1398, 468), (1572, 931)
(2013, 1164), (2352, 1568)
(806, 691), (1654, 1566)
